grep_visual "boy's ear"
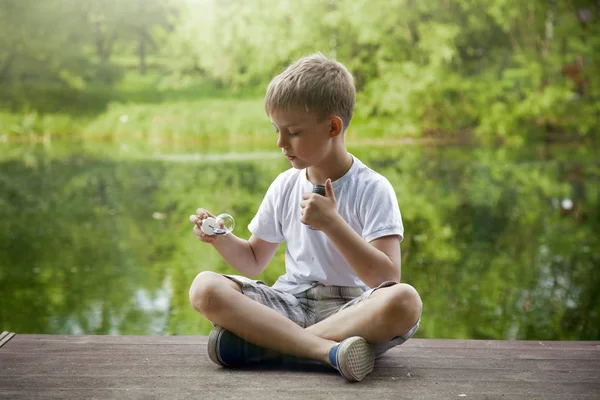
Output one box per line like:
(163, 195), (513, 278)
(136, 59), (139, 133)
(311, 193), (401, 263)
(328, 116), (344, 138)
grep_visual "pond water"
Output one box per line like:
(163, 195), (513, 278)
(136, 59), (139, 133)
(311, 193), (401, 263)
(1, 141), (598, 340)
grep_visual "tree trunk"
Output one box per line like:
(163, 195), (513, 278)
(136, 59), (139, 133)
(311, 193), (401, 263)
(138, 29), (147, 76)
(95, 21), (108, 62)
(0, 52), (15, 82)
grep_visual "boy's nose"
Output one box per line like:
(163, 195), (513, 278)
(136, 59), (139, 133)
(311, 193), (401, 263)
(277, 133), (288, 149)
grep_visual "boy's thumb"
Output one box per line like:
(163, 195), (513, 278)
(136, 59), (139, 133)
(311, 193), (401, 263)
(325, 178), (335, 200)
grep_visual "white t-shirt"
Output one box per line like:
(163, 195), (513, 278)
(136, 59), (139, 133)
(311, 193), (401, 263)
(248, 155), (403, 294)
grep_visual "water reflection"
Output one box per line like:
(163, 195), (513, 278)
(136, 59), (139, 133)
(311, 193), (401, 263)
(0, 142), (598, 340)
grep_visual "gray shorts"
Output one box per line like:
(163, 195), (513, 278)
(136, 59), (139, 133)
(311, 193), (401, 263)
(224, 275), (420, 358)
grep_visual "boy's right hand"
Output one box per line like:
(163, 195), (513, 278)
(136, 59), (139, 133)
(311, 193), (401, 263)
(189, 208), (219, 244)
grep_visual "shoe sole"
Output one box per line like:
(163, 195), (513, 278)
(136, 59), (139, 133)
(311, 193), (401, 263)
(207, 326), (227, 367)
(336, 337), (374, 382)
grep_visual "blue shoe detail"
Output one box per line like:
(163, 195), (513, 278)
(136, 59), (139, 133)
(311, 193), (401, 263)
(329, 343), (340, 369)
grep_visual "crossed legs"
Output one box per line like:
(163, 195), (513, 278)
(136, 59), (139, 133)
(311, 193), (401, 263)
(189, 271), (422, 365)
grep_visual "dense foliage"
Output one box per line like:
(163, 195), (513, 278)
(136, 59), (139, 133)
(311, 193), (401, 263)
(0, 0), (598, 143)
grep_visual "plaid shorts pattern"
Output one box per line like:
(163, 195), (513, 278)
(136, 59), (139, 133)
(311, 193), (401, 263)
(223, 275), (420, 357)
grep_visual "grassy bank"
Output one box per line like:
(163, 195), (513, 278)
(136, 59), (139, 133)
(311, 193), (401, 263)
(0, 98), (409, 148)
(3, 71), (589, 148)
(0, 99), (263, 143)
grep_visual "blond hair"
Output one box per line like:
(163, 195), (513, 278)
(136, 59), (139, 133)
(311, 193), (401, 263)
(265, 53), (356, 130)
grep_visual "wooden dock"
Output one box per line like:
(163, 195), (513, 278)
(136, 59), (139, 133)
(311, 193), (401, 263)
(1, 332), (599, 399)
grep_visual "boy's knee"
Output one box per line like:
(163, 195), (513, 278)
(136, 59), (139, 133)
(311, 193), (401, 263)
(188, 271), (228, 314)
(382, 283), (422, 330)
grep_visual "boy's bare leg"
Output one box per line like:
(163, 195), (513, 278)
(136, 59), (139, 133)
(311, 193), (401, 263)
(305, 283), (422, 344)
(189, 271), (336, 365)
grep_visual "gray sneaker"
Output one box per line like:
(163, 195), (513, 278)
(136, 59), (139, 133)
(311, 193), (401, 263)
(328, 336), (375, 382)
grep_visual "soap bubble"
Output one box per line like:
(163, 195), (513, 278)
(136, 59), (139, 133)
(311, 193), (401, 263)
(561, 198), (573, 211)
(213, 213), (235, 235)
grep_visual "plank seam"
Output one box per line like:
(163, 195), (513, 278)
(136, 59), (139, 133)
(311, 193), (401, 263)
(0, 332), (15, 349)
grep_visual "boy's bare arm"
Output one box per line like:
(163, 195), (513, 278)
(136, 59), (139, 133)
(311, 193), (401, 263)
(300, 179), (400, 288)
(190, 212), (278, 277)
(211, 234), (279, 277)
(322, 216), (401, 287)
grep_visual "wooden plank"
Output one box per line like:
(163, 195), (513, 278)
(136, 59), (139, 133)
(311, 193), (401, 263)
(6, 334), (207, 346)
(8, 335), (599, 350)
(0, 332), (14, 349)
(1, 361), (598, 382)
(1, 389), (598, 400)
(405, 338), (600, 350)
(2, 352), (599, 373)
(4, 342), (598, 362)
(0, 375), (598, 395)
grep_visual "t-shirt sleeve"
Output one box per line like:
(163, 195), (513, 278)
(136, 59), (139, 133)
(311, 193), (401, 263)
(248, 176), (285, 243)
(360, 177), (404, 243)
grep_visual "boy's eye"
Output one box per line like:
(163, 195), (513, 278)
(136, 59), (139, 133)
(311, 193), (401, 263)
(273, 127), (299, 136)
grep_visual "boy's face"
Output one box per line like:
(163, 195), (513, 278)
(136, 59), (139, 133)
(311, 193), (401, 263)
(270, 108), (335, 170)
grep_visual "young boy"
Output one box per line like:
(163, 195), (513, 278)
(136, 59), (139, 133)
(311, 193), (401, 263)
(188, 53), (422, 382)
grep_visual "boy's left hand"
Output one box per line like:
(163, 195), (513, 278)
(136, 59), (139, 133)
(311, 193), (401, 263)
(300, 178), (338, 230)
